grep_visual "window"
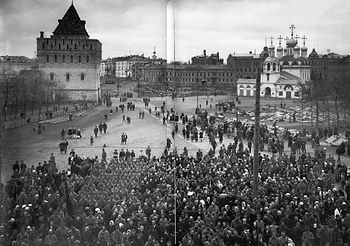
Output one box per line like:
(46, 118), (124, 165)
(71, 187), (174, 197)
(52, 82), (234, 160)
(267, 74), (270, 81)
(50, 73), (54, 81)
(78, 55), (81, 63)
(80, 73), (85, 81)
(66, 73), (70, 82)
(54, 55), (58, 63)
(62, 55), (66, 63)
(273, 63), (276, 71)
(267, 63), (270, 71)
(279, 91), (283, 96)
(86, 55), (89, 63)
(46, 55), (49, 63)
(42, 43), (45, 49)
(70, 55), (74, 63)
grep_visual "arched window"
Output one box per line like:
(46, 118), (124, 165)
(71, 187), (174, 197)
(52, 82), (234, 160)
(292, 61), (298, 65)
(62, 55), (66, 63)
(273, 63), (276, 71)
(86, 55), (89, 63)
(90, 44), (93, 50)
(78, 55), (81, 63)
(66, 73), (70, 82)
(50, 73), (54, 81)
(267, 63), (270, 71)
(80, 73), (85, 81)
(283, 61), (289, 66)
(75, 44), (77, 49)
(46, 55), (49, 63)
(42, 43), (45, 49)
(54, 55), (58, 63)
(70, 55), (74, 63)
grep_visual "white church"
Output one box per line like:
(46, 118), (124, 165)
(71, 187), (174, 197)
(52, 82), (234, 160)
(237, 25), (310, 99)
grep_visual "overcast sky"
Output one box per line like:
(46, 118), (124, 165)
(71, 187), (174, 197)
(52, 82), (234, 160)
(0, 0), (349, 62)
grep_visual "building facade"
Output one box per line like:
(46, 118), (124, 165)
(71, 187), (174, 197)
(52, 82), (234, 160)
(101, 49), (166, 80)
(140, 63), (237, 92)
(227, 53), (264, 79)
(36, 3), (102, 101)
(309, 49), (350, 82)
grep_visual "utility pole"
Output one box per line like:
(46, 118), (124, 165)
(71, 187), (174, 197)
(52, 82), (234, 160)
(253, 69), (261, 198)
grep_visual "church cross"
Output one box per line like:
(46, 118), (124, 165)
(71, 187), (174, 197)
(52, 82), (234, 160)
(302, 35), (307, 45)
(277, 35), (283, 46)
(289, 24), (296, 37)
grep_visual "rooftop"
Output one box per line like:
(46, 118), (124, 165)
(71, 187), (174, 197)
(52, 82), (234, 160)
(0, 56), (34, 63)
(53, 3), (89, 38)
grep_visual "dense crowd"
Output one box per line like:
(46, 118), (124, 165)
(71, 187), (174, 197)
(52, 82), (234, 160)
(1, 102), (350, 245)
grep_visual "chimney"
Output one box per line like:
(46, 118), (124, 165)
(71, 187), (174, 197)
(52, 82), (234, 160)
(40, 31), (44, 38)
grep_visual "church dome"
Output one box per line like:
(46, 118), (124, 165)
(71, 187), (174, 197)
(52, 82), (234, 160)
(286, 38), (297, 48)
(294, 45), (300, 50)
(301, 45), (307, 51)
(277, 45), (283, 51)
(260, 46), (269, 58)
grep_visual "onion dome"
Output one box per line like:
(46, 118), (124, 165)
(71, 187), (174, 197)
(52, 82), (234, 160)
(286, 38), (297, 48)
(260, 46), (269, 58)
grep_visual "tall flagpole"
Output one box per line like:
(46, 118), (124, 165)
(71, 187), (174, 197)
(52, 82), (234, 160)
(172, 3), (177, 245)
(253, 69), (261, 198)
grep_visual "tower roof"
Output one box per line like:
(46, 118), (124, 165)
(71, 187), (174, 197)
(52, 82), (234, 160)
(53, 3), (89, 37)
(309, 49), (319, 58)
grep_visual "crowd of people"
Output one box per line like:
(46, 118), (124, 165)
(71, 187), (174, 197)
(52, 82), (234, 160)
(61, 128), (82, 140)
(2, 97), (350, 246)
(2, 122), (350, 246)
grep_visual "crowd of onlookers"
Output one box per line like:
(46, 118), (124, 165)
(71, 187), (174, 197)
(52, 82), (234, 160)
(2, 100), (350, 246)
(1, 132), (350, 245)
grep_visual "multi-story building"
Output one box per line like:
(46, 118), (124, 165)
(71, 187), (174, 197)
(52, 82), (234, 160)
(140, 63), (237, 91)
(101, 58), (115, 78)
(227, 51), (266, 79)
(0, 56), (35, 75)
(101, 49), (166, 81)
(309, 49), (350, 81)
(140, 48), (275, 92)
(114, 55), (150, 78)
(36, 3), (102, 101)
